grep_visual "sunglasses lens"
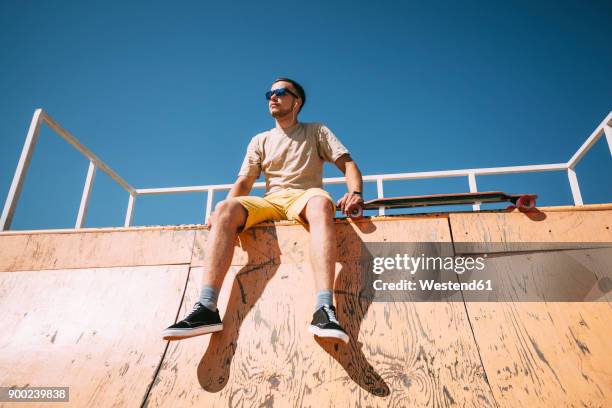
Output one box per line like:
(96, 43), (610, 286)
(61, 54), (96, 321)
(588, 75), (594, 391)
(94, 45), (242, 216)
(266, 88), (288, 100)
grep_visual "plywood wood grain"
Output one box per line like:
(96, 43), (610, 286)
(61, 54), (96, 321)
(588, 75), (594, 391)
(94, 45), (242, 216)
(450, 209), (612, 407)
(0, 229), (195, 272)
(449, 210), (612, 245)
(145, 262), (495, 407)
(0, 265), (188, 408)
(2, 208), (609, 407)
(147, 216), (495, 407)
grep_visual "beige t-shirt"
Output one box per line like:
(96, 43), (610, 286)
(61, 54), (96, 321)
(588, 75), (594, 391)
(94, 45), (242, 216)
(239, 122), (350, 195)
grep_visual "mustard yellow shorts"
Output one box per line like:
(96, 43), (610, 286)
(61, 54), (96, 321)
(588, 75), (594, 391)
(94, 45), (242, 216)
(235, 188), (336, 231)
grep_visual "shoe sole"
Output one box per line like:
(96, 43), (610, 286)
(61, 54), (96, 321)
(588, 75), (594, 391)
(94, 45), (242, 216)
(308, 325), (349, 344)
(162, 323), (223, 341)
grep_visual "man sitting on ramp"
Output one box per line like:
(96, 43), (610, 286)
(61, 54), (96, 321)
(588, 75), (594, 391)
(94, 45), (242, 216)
(162, 77), (364, 344)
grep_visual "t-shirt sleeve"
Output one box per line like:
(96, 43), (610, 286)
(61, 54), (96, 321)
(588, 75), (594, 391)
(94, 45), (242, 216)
(317, 124), (350, 163)
(238, 135), (262, 177)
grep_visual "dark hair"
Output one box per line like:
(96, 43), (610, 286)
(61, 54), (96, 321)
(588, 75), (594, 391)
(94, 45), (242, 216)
(272, 77), (306, 113)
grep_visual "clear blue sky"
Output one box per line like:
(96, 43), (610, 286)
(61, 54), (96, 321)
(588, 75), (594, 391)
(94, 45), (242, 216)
(1, 0), (611, 230)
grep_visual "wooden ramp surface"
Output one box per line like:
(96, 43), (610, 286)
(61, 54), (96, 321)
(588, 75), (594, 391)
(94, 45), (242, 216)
(449, 210), (612, 407)
(0, 265), (188, 408)
(0, 206), (610, 407)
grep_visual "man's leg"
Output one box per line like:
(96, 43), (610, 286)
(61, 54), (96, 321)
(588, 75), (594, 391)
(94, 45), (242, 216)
(196, 199), (250, 310)
(301, 196), (349, 344)
(201, 199), (248, 289)
(162, 199), (247, 341)
(303, 196), (336, 292)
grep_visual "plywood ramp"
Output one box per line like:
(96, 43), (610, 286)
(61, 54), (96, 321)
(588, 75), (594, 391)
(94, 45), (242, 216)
(0, 265), (188, 408)
(147, 265), (494, 407)
(146, 213), (495, 407)
(449, 209), (612, 407)
(0, 229), (196, 272)
(0, 206), (610, 407)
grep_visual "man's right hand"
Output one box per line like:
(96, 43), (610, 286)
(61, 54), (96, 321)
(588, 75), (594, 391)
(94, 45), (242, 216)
(336, 192), (364, 215)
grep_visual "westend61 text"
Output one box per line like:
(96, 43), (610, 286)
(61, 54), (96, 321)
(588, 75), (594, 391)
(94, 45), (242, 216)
(373, 279), (493, 291)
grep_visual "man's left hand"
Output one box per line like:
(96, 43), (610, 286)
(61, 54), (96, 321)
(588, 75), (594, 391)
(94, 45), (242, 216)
(336, 192), (364, 215)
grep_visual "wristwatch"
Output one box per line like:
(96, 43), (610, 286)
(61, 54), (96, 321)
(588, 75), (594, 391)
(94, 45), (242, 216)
(351, 191), (362, 196)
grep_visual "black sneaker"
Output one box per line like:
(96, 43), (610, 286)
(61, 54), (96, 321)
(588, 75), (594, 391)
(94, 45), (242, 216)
(308, 305), (349, 344)
(162, 302), (223, 341)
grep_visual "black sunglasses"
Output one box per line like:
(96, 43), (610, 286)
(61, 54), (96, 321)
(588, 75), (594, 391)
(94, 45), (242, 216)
(265, 87), (299, 100)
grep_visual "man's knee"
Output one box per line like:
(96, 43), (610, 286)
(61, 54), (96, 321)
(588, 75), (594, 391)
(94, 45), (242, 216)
(305, 196), (334, 223)
(214, 199), (247, 228)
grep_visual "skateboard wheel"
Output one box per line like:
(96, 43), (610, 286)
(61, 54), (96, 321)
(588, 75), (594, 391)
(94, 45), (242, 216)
(347, 203), (363, 219)
(516, 196), (536, 210)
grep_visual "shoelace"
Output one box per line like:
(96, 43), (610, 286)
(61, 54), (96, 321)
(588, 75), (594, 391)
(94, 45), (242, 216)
(186, 302), (204, 318)
(322, 305), (339, 324)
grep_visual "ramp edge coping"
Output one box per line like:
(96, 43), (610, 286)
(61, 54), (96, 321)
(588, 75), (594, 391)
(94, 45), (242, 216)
(1, 203), (610, 236)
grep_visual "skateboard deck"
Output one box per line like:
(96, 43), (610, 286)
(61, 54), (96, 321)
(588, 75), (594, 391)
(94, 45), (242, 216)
(343, 191), (537, 219)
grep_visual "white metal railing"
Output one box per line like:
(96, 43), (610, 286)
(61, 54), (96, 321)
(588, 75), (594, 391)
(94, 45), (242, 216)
(1, 109), (611, 231)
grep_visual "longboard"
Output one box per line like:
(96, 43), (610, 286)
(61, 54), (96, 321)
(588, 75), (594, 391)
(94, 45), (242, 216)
(343, 191), (537, 219)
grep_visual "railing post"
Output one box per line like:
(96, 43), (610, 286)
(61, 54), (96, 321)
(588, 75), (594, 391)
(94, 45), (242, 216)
(567, 168), (583, 205)
(468, 173), (480, 211)
(124, 194), (136, 227)
(376, 177), (385, 215)
(604, 123), (612, 159)
(75, 161), (97, 229)
(205, 188), (215, 225)
(1, 109), (44, 231)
